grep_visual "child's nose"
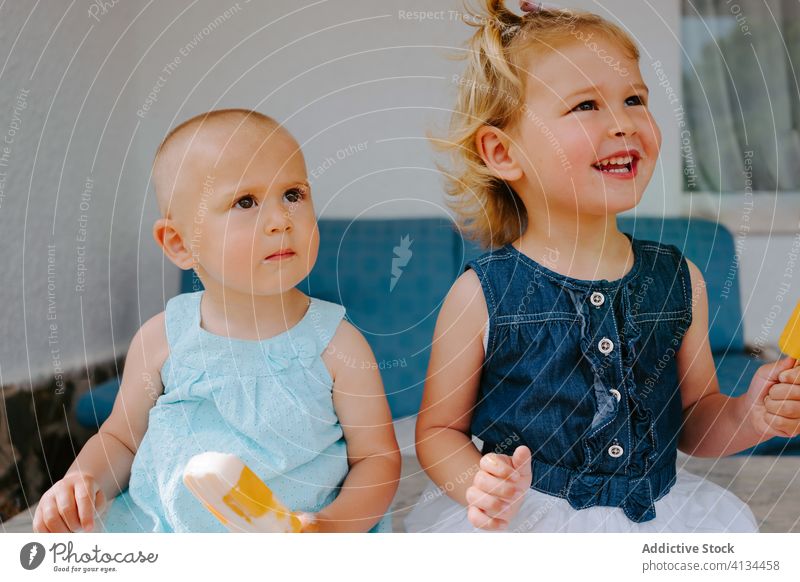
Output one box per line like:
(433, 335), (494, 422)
(262, 204), (292, 234)
(607, 110), (637, 137)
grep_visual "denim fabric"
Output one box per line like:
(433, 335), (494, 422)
(467, 233), (693, 522)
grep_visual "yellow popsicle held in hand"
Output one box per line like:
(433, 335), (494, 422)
(183, 452), (302, 532)
(779, 300), (800, 363)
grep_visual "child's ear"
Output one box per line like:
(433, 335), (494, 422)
(153, 218), (194, 270)
(475, 126), (524, 182)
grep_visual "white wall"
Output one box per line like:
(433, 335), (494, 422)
(0, 0), (792, 387)
(0, 1), (167, 387)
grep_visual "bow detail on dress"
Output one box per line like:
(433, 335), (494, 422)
(565, 471), (656, 522)
(265, 337), (318, 371)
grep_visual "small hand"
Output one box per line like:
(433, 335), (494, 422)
(744, 357), (800, 438)
(33, 473), (106, 533)
(466, 445), (532, 531)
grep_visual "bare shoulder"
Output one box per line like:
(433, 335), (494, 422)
(438, 268), (488, 341)
(321, 318), (374, 383)
(683, 258), (708, 315)
(684, 257), (705, 289)
(134, 310), (170, 376)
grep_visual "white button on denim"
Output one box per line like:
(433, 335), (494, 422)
(609, 388), (621, 402)
(590, 291), (605, 307)
(598, 337), (614, 355)
(608, 444), (624, 458)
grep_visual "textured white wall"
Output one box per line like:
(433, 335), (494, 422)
(0, 0), (790, 388)
(0, 1), (171, 387)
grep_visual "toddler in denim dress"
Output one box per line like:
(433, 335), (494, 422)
(408, 2), (799, 533)
(33, 110), (398, 534)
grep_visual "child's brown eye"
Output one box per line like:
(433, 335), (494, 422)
(235, 195), (257, 209)
(284, 188), (305, 204)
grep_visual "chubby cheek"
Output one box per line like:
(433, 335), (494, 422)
(563, 125), (601, 170)
(541, 117), (602, 170)
(288, 202), (318, 257)
(304, 220), (319, 255)
(201, 222), (257, 272)
(651, 121), (662, 160)
(638, 111), (661, 164)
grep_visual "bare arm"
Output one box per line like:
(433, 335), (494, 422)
(318, 320), (400, 533)
(415, 269), (487, 506)
(677, 260), (790, 455)
(34, 312), (168, 532)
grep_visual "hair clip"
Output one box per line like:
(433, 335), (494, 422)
(519, 1), (558, 13)
(520, 1), (542, 12)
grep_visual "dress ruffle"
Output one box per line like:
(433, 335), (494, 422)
(404, 467), (758, 533)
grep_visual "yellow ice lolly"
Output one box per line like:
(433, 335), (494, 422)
(183, 452), (302, 533)
(779, 300), (800, 362)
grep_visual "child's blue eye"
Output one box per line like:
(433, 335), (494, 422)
(570, 95), (645, 113)
(284, 188), (305, 204)
(234, 194), (257, 209)
(571, 100), (598, 112)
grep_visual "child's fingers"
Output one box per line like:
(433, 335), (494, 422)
(479, 453), (515, 479)
(55, 488), (81, 533)
(763, 412), (800, 437)
(768, 383), (800, 401)
(763, 358), (796, 383)
(467, 505), (508, 531)
(778, 365), (800, 384)
(94, 489), (106, 512)
(511, 446), (532, 478)
(74, 483), (96, 532)
(39, 499), (71, 533)
(466, 486), (510, 518)
(474, 471), (520, 500)
(764, 396), (800, 419)
(32, 501), (49, 533)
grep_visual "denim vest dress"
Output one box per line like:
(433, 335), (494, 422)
(467, 233), (693, 523)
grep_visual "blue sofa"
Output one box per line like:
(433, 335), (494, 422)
(76, 217), (793, 454)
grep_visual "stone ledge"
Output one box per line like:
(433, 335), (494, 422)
(0, 357), (121, 524)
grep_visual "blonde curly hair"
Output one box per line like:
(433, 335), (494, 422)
(439, 1), (640, 248)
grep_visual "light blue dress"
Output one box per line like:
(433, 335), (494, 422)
(99, 291), (391, 532)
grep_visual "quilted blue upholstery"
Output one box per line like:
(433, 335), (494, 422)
(299, 219), (461, 418)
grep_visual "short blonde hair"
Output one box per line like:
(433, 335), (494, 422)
(440, 1), (640, 248)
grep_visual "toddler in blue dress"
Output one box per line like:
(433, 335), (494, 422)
(34, 109), (400, 533)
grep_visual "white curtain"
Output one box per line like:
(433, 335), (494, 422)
(682, 0), (800, 192)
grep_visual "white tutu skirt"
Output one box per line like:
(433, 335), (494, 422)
(404, 467), (758, 533)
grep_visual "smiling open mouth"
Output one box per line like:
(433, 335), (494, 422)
(592, 153), (640, 177)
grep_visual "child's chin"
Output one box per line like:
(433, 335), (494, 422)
(253, 275), (308, 296)
(247, 284), (299, 297)
(582, 194), (641, 216)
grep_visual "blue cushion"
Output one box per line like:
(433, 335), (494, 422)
(75, 377), (120, 429)
(299, 219), (460, 418)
